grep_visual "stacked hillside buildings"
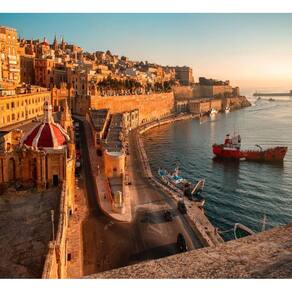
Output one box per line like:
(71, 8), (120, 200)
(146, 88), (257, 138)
(0, 24), (248, 278)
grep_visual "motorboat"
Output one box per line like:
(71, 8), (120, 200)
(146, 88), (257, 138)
(209, 108), (218, 116)
(225, 106), (231, 113)
(158, 167), (205, 203)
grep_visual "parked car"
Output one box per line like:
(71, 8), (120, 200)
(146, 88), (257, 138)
(177, 200), (187, 214)
(176, 233), (188, 252)
(163, 210), (173, 222)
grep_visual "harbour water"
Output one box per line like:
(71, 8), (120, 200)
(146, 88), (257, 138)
(142, 98), (292, 240)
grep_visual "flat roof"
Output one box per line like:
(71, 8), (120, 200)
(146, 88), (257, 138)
(89, 109), (109, 131)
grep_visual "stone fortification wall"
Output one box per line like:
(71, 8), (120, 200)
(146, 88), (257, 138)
(193, 84), (233, 98)
(42, 157), (75, 279)
(90, 92), (174, 124)
(174, 85), (234, 100)
(173, 86), (193, 100)
(42, 182), (68, 279)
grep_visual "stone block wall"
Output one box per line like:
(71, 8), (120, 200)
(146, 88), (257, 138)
(173, 86), (193, 100)
(42, 157), (75, 279)
(89, 92), (174, 124)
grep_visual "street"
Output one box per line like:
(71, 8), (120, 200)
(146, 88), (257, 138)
(78, 121), (202, 276)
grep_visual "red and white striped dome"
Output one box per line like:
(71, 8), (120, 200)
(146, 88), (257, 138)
(22, 101), (70, 149)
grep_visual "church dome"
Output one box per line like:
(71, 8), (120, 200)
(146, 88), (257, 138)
(22, 101), (70, 149)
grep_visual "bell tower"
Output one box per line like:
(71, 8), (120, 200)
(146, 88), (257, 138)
(60, 100), (73, 138)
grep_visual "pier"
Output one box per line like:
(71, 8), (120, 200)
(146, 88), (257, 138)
(253, 90), (292, 97)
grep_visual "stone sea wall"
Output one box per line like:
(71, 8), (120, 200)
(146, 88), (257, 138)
(136, 115), (224, 248)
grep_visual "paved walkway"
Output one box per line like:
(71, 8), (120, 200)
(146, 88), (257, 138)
(135, 120), (224, 247)
(83, 118), (132, 222)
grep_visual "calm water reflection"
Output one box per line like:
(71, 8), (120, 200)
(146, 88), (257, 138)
(142, 100), (292, 240)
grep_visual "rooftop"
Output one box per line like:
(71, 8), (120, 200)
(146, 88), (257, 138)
(105, 113), (124, 152)
(89, 109), (109, 132)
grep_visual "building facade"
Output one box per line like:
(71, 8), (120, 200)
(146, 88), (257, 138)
(175, 66), (194, 86)
(0, 86), (50, 128)
(0, 26), (20, 88)
(0, 101), (75, 191)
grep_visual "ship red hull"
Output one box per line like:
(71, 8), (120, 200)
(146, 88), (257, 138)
(212, 144), (287, 162)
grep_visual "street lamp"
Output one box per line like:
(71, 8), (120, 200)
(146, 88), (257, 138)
(51, 209), (55, 241)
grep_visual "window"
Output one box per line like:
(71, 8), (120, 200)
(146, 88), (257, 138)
(6, 104), (9, 110)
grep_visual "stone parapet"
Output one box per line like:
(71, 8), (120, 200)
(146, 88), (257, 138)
(42, 178), (72, 278)
(87, 224), (292, 279)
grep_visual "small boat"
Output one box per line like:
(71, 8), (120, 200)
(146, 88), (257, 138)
(224, 106), (230, 113)
(234, 223), (255, 239)
(212, 133), (288, 162)
(209, 108), (218, 116)
(269, 98), (275, 102)
(158, 167), (205, 203)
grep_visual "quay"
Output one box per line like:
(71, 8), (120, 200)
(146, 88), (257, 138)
(78, 110), (223, 247)
(135, 114), (224, 247)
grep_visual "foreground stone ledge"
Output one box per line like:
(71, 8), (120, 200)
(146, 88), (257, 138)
(86, 224), (292, 279)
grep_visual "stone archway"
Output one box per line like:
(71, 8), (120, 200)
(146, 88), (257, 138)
(8, 158), (16, 181)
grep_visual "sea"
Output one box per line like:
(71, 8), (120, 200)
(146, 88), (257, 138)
(142, 90), (292, 240)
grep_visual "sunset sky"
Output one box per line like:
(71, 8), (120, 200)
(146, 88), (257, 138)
(1, 13), (292, 92)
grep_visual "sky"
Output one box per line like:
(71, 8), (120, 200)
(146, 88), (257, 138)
(1, 13), (292, 92)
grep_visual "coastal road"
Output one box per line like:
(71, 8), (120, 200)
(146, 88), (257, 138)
(78, 121), (203, 277)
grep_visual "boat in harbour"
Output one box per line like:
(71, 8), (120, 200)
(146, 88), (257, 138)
(209, 108), (218, 116)
(158, 167), (205, 203)
(233, 223), (255, 239)
(224, 106), (231, 113)
(212, 133), (288, 162)
(233, 215), (267, 239)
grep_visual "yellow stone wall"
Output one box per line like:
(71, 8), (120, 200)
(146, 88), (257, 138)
(42, 155), (75, 279)
(189, 99), (223, 114)
(75, 92), (174, 123)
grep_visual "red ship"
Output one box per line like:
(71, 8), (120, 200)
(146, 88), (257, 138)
(213, 134), (288, 162)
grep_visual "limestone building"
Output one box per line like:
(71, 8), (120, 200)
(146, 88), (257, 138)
(0, 26), (20, 88)
(174, 66), (194, 86)
(0, 85), (50, 128)
(0, 101), (75, 197)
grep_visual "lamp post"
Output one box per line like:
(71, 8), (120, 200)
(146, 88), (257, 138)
(51, 209), (55, 241)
